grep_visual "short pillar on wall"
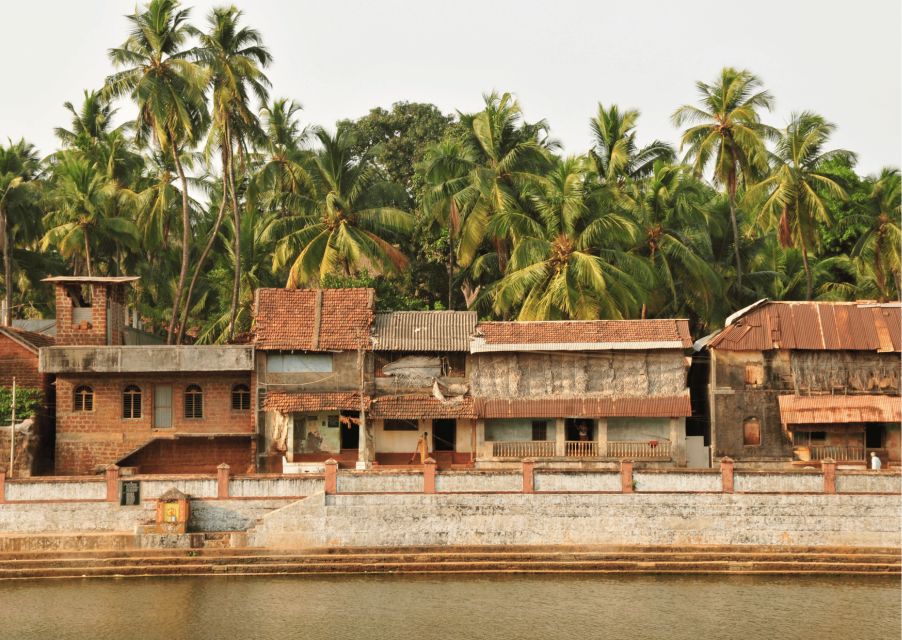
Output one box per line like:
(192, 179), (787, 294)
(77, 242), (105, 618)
(105, 465), (120, 503)
(721, 457), (734, 494)
(822, 458), (837, 494)
(324, 459), (338, 495)
(0, 472), (5, 503)
(217, 463), (231, 499)
(522, 458), (535, 494)
(423, 457), (437, 494)
(620, 459), (634, 493)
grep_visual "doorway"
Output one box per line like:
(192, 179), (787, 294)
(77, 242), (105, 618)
(565, 418), (594, 441)
(866, 424), (885, 449)
(432, 419), (456, 451)
(340, 412), (360, 450)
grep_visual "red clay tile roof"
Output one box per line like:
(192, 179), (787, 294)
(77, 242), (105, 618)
(0, 326), (55, 352)
(371, 395), (477, 419)
(476, 394), (692, 418)
(777, 394), (901, 424)
(254, 288), (374, 351)
(472, 320), (692, 352)
(264, 392), (369, 414)
(708, 301), (901, 352)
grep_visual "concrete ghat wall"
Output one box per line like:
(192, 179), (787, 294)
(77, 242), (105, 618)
(435, 472), (520, 492)
(734, 472), (823, 493)
(837, 472), (902, 494)
(254, 492), (902, 549)
(337, 472), (422, 493)
(535, 471), (620, 492)
(634, 471), (721, 492)
(229, 477), (324, 498)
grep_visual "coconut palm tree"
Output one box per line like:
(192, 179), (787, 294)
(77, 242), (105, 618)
(747, 112), (855, 300)
(0, 140), (42, 325)
(42, 154), (139, 276)
(274, 128), (414, 287)
(252, 99), (314, 216)
(105, 0), (210, 343)
(846, 169), (901, 301)
(492, 157), (650, 319)
(194, 5), (271, 341)
(672, 68), (776, 291)
(589, 104), (674, 184)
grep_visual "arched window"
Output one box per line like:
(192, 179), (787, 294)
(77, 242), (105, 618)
(184, 385), (203, 419)
(123, 385), (142, 419)
(231, 384), (251, 411)
(74, 385), (94, 412)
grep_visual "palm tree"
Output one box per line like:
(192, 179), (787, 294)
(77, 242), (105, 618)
(42, 154), (139, 276)
(673, 68), (776, 291)
(252, 99), (314, 216)
(847, 169), (901, 301)
(747, 112), (855, 300)
(0, 140), (41, 325)
(454, 92), (555, 272)
(105, 0), (209, 343)
(194, 5), (271, 341)
(273, 128), (413, 287)
(492, 157), (650, 319)
(590, 104), (674, 184)
(623, 162), (723, 325)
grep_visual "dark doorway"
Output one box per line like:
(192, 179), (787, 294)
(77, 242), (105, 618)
(865, 424), (885, 449)
(340, 412), (359, 450)
(433, 419), (456, 451)
(565, 419), (594, 441)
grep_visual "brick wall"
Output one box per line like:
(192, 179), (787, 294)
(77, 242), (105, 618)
(0, 335), (42, 388)
(54, 283), (127, 346)
(118, 437), (255, 474)
(54, 373), (254, 475)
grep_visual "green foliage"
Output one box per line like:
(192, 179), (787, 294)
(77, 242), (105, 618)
(0, 387), (42, 424)
(321, 272), (429, 312)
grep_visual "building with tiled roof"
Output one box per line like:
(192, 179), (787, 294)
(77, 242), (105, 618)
(699, 300), (900, 469)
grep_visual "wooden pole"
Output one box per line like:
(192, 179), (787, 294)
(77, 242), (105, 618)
(9, 377), (15, 478)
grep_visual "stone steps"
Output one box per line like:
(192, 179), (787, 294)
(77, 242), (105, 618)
(0, 546), (897, 579)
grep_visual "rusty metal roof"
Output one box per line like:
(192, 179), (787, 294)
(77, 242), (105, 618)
(264, 392), (369, 414)
(0, 326), (55, 352)
(254, 288), (374, 351)
(476, 394), (692, 418)
(777, 394), (901, 424)
(370, 395), (477, 419)
(708, 301), (901, 352)
(42, 276), (140, 284)
(472, 320), (693, 352)
(373, 311), (477, 352)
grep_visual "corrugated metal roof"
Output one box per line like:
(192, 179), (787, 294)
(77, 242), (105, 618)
(264, 392), (369, 413)
(11, 319), (56, 336)
(0, 326), (55, 352)
(476, 394), (692, 418)
(778, 394), (901, 424)
(473, 320), (692, 352)
(708, 301), (901, 352)
(370, 395), (477, 419)
(373, 311), (477, 352)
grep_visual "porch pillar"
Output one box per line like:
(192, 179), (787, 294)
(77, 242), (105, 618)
(555, 418), (566, 457)
(822, 458), (837, 494)
(596, 419), (608, 457)
(356, 412), (374, 470)
(669, 417), (687, 467)
(475, 419), (486, 459)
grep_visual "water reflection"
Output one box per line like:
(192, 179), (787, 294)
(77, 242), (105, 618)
(0, 574), (898, 640)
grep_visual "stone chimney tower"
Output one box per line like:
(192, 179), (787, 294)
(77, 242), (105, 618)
(42, 276), (138, 346)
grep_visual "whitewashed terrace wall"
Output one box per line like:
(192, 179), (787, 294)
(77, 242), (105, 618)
(229, 476), (324, 498)
(534, 471), (620, 492)
(337, 471), (422, 493)
(435, 471), (520, 492)
(734, 471), (824, 493)
(634, 470), (721, 492)
(5, 479), (105, 501)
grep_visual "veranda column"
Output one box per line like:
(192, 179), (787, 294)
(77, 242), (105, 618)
(596, 418), (608, 457)
(555, 418), (566, 457)
(669, 417), (687, 467)
(475, 419), (486, 460)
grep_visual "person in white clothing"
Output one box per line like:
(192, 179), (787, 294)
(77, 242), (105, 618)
(870, 451), (882, 470)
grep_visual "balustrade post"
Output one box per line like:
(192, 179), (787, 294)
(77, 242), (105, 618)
(822, 458), (837, 494)
(522, 458), (535, 494)
(324, 459), (338, 495)
(217, 463), (231, 499)
(0, 472), (5, 503)
(720, 457), (734, 494)
(620, 459), (634, 493)
(423, 457), (436, 494)
(105, 464), (120, 503)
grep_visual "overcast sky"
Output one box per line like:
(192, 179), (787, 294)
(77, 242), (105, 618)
(2, 0), (899, 175)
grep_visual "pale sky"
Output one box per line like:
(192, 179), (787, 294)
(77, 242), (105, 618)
(2, 0), (899, 175)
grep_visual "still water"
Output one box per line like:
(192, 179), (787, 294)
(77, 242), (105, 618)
(0, 574), (898, 640)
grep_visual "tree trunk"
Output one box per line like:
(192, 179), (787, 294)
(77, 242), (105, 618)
(799, 232), (813, 301)
(177, 155), (230, 345)
(1, 205), (10, 326)
(166, 142), (192, 345)
(226, 121), (241, 342)
(727, 188), (743, 291)
(83, 230), (93, 277)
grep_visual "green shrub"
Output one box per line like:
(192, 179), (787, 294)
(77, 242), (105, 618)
(0, 387), (42, 424)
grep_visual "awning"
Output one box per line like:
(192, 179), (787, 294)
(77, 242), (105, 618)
(264, 392), (369, 414)
(778, 395), (901, 425)
(476, 394), (692, 419)
(370, 395), (476, 419)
